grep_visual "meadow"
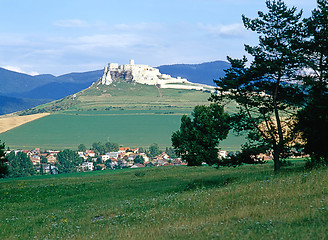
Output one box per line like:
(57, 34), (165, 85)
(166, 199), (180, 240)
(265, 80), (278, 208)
(0, 162), (327, 239)
(0, 110), (245, 150)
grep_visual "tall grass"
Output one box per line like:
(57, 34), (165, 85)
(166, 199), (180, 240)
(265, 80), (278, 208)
(0, 163), (327, 239)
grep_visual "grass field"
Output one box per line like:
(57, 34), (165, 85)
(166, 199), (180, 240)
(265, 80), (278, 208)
(0, 162), (327, 239)
(1, 80), (243, 150)
(0, 110), (245, 150)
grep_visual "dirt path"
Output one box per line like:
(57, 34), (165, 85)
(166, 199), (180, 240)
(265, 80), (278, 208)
(0, 113), (50, 134)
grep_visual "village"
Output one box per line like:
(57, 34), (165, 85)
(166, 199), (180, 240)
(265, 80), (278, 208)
(4, 146), (244, 175)
(4, 145), (281, 176)
(4, 146), (189, 175)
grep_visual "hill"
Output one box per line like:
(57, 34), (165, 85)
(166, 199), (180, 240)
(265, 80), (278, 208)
(0, 163), (326, 239)
(0, 61), (228, 114)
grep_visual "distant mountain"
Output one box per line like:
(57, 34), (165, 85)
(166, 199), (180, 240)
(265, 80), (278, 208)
(0, 68), (102, 115)
(0, 68), (103, 98)
(0, 68), (55, 95)
(157, 60), (230, 86)
(15, 81), (96, 100)
(0, 95), (48, 115)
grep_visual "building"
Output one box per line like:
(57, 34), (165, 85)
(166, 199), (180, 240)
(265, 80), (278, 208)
(46, 154), (57, 164)
(99, 60), (215, 91)
(82, 162), (94, 171)
(30, 155), (41, 165)
(100, 155), (110, 162)
(85, 150), (96, 157)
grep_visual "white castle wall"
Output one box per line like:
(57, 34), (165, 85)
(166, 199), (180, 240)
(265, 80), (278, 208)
(99, 60), (215, 91)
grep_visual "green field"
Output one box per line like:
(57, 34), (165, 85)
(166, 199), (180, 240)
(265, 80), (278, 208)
(2, 80), (244, 150)
(1, 163), (327, 239)
(0, 110), (245, 150)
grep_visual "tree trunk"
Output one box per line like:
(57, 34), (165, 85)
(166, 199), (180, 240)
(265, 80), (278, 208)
(273, 73), (284, 172)
(273, 145), (281, 172)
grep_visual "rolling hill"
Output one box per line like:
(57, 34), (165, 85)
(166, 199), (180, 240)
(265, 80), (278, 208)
(0, 61), (229, 115)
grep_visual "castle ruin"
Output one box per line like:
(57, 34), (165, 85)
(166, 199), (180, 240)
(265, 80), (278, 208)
(99, 60), (215, 91)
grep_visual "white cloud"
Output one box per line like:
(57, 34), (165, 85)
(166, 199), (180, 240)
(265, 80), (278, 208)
(199, 23), (247, 37)
(3, 66), (39, 76)
(53, 19), (89, 28)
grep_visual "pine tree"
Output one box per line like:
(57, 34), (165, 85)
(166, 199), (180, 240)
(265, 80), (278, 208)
(212, 0), (304, 171)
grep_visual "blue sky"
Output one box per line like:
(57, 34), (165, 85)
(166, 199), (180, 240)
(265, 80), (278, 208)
(0, 0), (317, 76)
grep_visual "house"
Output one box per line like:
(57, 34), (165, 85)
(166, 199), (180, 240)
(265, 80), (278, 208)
(85, 150), (96, 157)
(46, 150), (60, 155)
(82, 162), (94, 171)
(130, 148), (139, 153)
(159, 152), (170, 160)
(30, 155), (41, 165)
(31, 148), (40, 155)
(107, 152), (119, 159)
(139, 153), (149, 163)
(131, 163), (145, 168)
(46, 154), (57, 164)
(78, 152), (88, 160)
(152, 159), (166, 166)
(118, 147), (129, 154)
(100, 155), (110, 162)
(41, 164), (58, 174)
(218, 150), (227, 159)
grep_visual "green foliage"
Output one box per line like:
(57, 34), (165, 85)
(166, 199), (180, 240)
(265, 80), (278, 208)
(0, 141), (8, 178)
(294, 1), (328, 168)
(92, 142), (107, 155)
(78, 143), (87, 152)
(40, 156), (47, 164)
(105, 142), (119, 152)
(92, 141), (119, 155)
(7, 151), (35, 178)
(165, 147), (177, 158)
(56, 149), (82, 173)
(134, 155), (145, 164)
(172, 104), (230, 166)
(148, 143), (161, 158)
(296, 94), (328, 167)
(212, 0), (305, 171)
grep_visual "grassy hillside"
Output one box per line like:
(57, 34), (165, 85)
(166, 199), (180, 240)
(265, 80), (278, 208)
(20, 80), (217, 114)
(0, 163), (327, 239)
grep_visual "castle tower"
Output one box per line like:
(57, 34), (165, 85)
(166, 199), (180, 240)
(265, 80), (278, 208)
(129, 59), (135, 65)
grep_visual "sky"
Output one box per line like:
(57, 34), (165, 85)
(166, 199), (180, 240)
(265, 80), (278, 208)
(0, 0), (317, 76)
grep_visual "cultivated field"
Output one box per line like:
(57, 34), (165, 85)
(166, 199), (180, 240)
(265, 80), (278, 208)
(0, 163), (327, 239)
(0, 113), (50, 134)
(0, 110), (245, 150)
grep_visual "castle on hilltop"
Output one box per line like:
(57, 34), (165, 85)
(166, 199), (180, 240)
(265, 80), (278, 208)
(99, 60), (215, 91)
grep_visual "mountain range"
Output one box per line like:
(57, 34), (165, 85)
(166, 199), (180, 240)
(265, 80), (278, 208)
(0, 60), (229, 115)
